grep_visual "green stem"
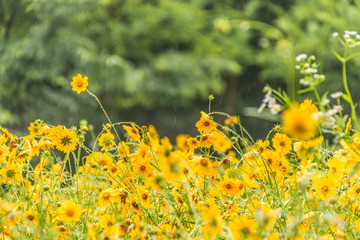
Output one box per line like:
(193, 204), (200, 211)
(87, 90), (121, 140)
(86, 89), (130, 158)
(342, 47), (360, 130)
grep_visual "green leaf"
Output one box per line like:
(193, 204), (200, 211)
(346, 52), (360, 61)
(342, 94), (353, 104)
(332, 50), (344, 62)
(349, 161), (360, 179)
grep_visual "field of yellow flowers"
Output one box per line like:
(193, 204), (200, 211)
(2, 31), (360, 240)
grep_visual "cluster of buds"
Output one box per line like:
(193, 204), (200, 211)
(295, 54), (325, 87)
(258, 89), (281, 115)
(333, 30), (360, 48)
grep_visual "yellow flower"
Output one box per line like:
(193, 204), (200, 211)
(137, 186), (151, 208)
(224, 115), (239, 126)
(229, 214), (258, 239)
(59, 199), (82, 222)
(272, 133), (292, 154)
(282, 102), (318, 140)
(219, 177), (242, 196)
(186, 137), (199, 150)
(189, 156), (216, 177)
(98, 132), (115, 150)
(256, 139), (270, 154)
(199, 134), (215, 148)
(195, 117), (217, 133)
(99, 214), (115, 229)
(49, 126), (78, 153)
(176, 134), (190, 151)
(123, 124), (141, 142)
(71, 73), (88, 94)
(213, 131), (232, 153)
(199, 199), (224, 240)
(311, 173), (338, 200)
(98, 189), (119, 207)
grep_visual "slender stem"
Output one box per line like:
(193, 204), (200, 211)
(342, 47), (360, 130)
(86, 89), (129, 157)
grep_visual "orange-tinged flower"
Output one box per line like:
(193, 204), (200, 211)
(196, 117), (217, 133)
(54, 225), (70, 239)
(189, 156), (216, 177)
(224, 115), (240, 126)
(176, 134), (190, 151)
(186, 137), (199, 151)
(272, 133), (292, 154)
(99, 214), (115, 229)
(71, 73), (88, 94)
(123, 124), (141, 142)
(199, 134), (215, 148)
(256, 139), (270, 154)
(137, 186), (151, 208)
(59, 199), (82, 222)
(219, 177), (242, 196)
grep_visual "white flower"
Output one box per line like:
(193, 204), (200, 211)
(327, 109), (336, 116)
(332, 32), (339, 37)
(321, 98), (330, 106)
(299, 79), (310, 86)
(345, 30), (357, 36)
(332, 105), (343, 113)
(295, 54), (307, 62)
(356, 34), (360, 40)
(330, 91), (343, 99)
(312, 112), (323, 121)
(257, 103), (266, 113)
(304, 68), (318, 74)
(267, 97), (277, 108)
(270, 104), (281, 114)
(325, 116), (336, 126)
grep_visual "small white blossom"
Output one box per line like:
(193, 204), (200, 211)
(295, 54), (307, 62)
(356, 34), (360, 40)
(312, 112), (323, 121)
(327, 109), (336, 116)
(344, 33), (350, 39)
(332, 32), (339, 37)
(321, 98), (330, 106)
(304, 68), (318, 74)
(330, 91), (343, 99)
(332, 105), (343, 113)
(299, 79), (310, 86)
(267, 97), (277, 108)
(270, 104), (281, 115)
(345, 30), (357, 36)
(325, 116), (336, 126)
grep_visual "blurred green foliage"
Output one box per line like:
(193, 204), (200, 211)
(1, 0), (360, 139)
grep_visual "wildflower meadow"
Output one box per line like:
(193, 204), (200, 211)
(3, 31), (360, 240)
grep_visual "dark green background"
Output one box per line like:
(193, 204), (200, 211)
(1, 0), (360, 141)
